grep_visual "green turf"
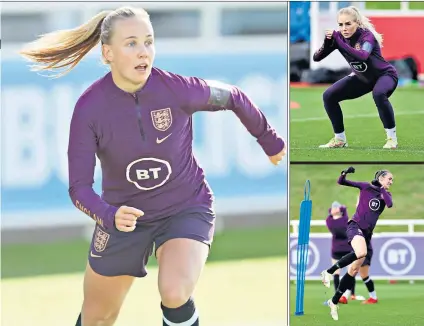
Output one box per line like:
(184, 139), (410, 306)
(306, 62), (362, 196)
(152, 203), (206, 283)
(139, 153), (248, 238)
(365, 1), (424, 10)
(289, 164), (424, 230)
(410, 1), (424, 10)
(365, 2), (402, 10)
(290, 87), (424, 162)
(290, 282), (424, 325)
(1, 226), (287, 279)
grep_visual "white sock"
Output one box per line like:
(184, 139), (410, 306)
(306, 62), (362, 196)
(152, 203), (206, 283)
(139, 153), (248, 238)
(369, 291), (377, 299)
(385, 127), (397, 141)
(343, 290), (352, 298)
(335, 132), (346, 141)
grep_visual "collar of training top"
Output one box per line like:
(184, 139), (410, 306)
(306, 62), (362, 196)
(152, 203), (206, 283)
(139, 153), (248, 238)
(349, 28), (363, 45)
(102, 70), (156, 99)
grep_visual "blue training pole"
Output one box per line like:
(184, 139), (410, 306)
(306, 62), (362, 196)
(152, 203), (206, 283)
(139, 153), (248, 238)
(295, 180), (312, 316)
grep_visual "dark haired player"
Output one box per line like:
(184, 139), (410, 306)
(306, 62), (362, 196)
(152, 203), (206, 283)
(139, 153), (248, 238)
(313, 6), (398, 149)
(321, 167), (393, 320)
(326, 201), (377, 305)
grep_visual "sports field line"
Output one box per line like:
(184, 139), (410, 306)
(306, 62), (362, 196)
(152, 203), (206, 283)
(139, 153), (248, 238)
(290, 147), (424, 153)
(291, 110), (424, 122)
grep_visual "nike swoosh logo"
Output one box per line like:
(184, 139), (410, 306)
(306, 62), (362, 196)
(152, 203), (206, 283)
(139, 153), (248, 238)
(90, 251), (102, 258)
(156, 133), (172, 144)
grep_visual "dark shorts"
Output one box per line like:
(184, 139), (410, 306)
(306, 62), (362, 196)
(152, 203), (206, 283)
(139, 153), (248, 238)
(362, 247), (373, 266)
(88, 206), (215, 278)
(346, 220), (373, 266)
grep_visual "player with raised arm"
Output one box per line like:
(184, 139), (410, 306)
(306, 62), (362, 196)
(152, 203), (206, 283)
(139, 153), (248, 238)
(326, 201), (377, 305)
(321, 167), (393, 320)
(20, 7), (286, 326)
(313, 6), (399, 149)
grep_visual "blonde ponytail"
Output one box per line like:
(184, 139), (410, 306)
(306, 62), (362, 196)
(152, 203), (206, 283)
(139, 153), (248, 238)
(19, 6), (150, 78)
(19, 11), (111, 78)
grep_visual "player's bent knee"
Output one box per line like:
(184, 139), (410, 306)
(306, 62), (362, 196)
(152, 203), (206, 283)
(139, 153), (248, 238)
(81, 298), (122, 325)
(372, 90), (386, 101)
(348, 263), (360, 276)
(323, 88), (336, 103)
(355, 252), (367, 259)
(161, 287), (191, 308)
(354, 248), (367, 259)
(349, 257), (365, 276)
(81, 305), (120, 326)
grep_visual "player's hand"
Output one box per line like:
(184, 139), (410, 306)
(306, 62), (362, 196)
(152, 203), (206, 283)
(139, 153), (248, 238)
(325, 29), (334, 39)
(341, 166), (355, 175)
(115, 206), (144, 232)
(269, 147), (286, 166)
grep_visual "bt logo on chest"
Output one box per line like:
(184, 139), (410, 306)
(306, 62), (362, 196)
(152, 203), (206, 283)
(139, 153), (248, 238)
(369, 198), (381, 211)
(126, 158), (172, 190)
(349, 61), (368, 72)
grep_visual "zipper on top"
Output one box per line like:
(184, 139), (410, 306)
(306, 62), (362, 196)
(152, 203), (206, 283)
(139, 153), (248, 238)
(133, 94), (146, 141)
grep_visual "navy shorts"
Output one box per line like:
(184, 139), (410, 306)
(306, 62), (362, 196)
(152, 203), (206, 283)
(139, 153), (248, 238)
(346, 220), (373, 266)
(362, 248), (373, 266)
(88, 206), (215, 277)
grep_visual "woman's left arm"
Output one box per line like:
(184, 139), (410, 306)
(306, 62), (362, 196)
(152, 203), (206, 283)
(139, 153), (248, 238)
(174, 74), (286, 159)
(381, 187), (393, 208)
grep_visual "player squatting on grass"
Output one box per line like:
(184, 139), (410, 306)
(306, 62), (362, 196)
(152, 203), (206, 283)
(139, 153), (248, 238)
(326, 201), (378, 305)
(313, 6), (399, 150)
(19, 6), (286, 326)
(321, 167), (393, 321)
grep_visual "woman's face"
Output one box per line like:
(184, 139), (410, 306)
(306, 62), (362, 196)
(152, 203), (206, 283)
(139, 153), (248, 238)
(331, 207), (341, 216)
(379, 172), (394, 189)
(338, 13), (359, 39)
(103, 15), (156, 91)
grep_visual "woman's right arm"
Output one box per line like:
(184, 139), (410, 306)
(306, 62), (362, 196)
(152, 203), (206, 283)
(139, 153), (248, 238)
(337, 174), (369, 190)
(67, 99), (119, 230)
(313, 37), (336, 62)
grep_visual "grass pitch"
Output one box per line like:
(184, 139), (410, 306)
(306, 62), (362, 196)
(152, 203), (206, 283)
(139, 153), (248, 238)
(1, 227), (288, 325)
(290, 87), (424, 162)
(289, 282), (424, 325)
(2, 258), (287, 326)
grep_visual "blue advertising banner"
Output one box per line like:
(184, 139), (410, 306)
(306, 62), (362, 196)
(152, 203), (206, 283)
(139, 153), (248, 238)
(1, 51), (287, 228)
(290, 234), (424, 280)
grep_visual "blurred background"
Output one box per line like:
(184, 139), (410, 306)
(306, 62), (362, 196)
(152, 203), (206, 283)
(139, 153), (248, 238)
(290, 1), (424, 161)
(290, 1), (424, 85)
(1, 1), (288, 325)
(289, 164), (424, 325)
